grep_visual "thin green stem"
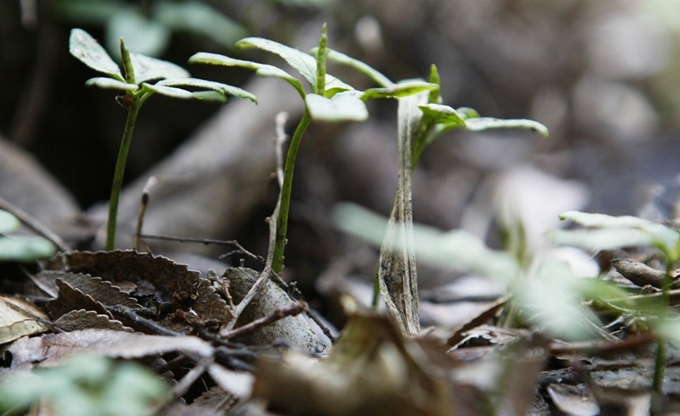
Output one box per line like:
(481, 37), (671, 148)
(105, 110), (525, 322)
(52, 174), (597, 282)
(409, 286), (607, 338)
(105, 98), (142, 251)
(651, 259), (674, 415)
(272, 111), (311, 273)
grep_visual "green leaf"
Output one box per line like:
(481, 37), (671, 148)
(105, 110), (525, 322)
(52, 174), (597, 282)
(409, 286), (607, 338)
(120, 37), (135, 84)
(333, 202), (520, 282)
(0, 355), (167, 416)
(305, 92), (368, 122)
(456, 107), (480, 120)
(141, 83), (193, 99)
(85, 77), (139, 91)
(559, 211), (661, 228)
(106, 7), (171, 58)
(0, 235), (56, 262)
(548, 228), (663, 251)
(157, 78), (257, 103)
(427, 64), (441, 104)
(558, 211), (679, 252)
(69, 28), (124, 81)
(311, 47), (393, 88)
(419, 103), (466, 127)
(516, 256), (602, 341)
(189, 52), (306, 99)
(130, 53), (190, 84)
(236, 37), (353, 93)
(153, 0), (247, 49)
(464, 117), (549, 137)
(655, 317), (680, 348)
(361, 80), (438, 100)
(237, 37), (318, 86)
(0, 210), (20, 234)
(188, 91), (228, 102)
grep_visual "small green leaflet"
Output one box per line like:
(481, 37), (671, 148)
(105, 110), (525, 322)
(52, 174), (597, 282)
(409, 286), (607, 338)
(464, 118), (549, 137)
(361, 80), (438, 100)
(188, 52), (304, 99)
(157, 78), (257, 103)
(130, 53), (190, 84)
(305, 92), (368, 122)
(69, 28), (124, 81)
(236, 37), (353, 93)
(85, 77), (139, 91)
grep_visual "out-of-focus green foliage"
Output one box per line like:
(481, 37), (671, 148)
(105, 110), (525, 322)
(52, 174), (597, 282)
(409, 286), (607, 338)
(57, 0), (247, 58)
(0, 355), (167, 416)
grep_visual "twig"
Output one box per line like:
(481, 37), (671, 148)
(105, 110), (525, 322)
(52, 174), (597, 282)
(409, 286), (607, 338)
(106, 305), (185, 337)
(0, 195), (70, 252)
(139, 233), (265, 263)
(221, 302), (306, 340)
(171, 356), (214, 398)
(134, 176), (157, 250)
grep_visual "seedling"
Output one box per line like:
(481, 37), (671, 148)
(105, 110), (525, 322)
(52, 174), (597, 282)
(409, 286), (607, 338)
(325, 54), (547, 335)
(69, 29), (256, 250)
(190, 24), (435, 274)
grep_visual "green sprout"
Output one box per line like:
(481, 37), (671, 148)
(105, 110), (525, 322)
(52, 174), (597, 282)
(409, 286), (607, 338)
(69, 28), (256, 250)
(189, 24), (435, 274)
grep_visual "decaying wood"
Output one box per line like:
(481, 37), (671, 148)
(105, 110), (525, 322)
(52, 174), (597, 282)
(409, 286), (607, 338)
(377, 92), (428, 336)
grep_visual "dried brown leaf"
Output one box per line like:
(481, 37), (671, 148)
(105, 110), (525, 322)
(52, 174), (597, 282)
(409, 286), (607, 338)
(188, 279), (233, 326)
(46, 279), (110, 319)
(8, 329), (213, 370)
(38, 270), (141, 309)
(54, 309), (133, 332)
(0, 296), (49, 344)
(64, 250), (200, 301)
(253, 313), (455, 416)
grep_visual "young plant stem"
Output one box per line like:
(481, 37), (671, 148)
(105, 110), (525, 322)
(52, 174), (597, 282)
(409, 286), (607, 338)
(272, 111), (311, 273)
(105, 98), (142, 251)
(651, 260), (675, 415)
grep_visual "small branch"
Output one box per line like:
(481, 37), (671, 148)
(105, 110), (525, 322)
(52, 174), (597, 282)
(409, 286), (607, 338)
(0, 195), (70, 252)
(171, 356), (214, 398)
(134, 176), (157, 250)
(221, 302), (306, 340)
(106, 305), (185, 337)
(139, 233), (264, 263)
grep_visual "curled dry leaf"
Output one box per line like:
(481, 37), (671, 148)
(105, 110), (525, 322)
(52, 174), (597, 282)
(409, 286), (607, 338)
(224, 267), (324, 353)
(64, 250), (200, 300)
(253, 312), (455, 416)
(0, 296), (49, 345)
(47, 279), (111, 320)
(37, 271), (142, 309)
(56, 250), (231, 333)
(54, 309), (133, 332)
(187, 279), (233, 326)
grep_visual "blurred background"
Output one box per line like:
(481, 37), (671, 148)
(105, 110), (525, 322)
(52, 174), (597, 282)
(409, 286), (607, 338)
(1, 0), (679, 325)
